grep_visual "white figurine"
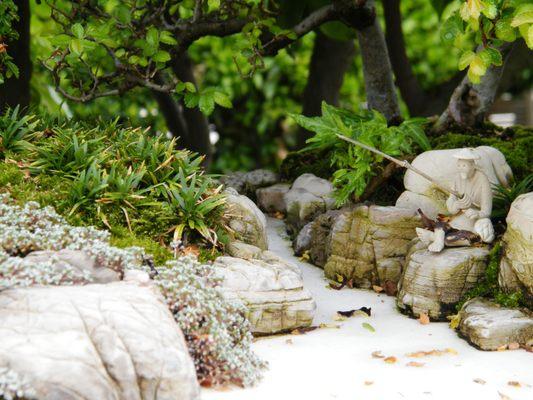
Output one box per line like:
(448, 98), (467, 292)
(416, 148), (495, 252)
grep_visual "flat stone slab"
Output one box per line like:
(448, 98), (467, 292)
(213, 253), (316, 335)
(457, 298), (533, 351)
(397, 246), (489, 320)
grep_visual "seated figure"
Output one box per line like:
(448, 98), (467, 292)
(416, 148), (495, 252)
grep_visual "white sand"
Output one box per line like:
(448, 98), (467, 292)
(203, 217), (532, 400)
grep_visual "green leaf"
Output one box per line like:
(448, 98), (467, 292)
(495, 18), (516, 42)
(213, 91), (232, 108)
(440, 13), (463, 43)
(72, 23), (85, 39)
(511, 11), (533, 27)
(458, 50), (475, 70)
(482, 47), (502, 66)
(430, 0), (454, 18)
(153, 50), (171, 63)
(400, 119), (431, 151)
(184, 92), (199, 108)
(160, 31), (177, 45)
(362, 322), (375, 333)
(146, 27), (159, 48)
(128, 55), (140, 64)
(69, 38), (84, 55)
(199, 93), (215, 115)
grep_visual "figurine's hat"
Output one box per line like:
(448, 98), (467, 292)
(453, 148), (480, 160)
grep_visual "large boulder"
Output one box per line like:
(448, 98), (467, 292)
(213, 251), (316, 335)
(397, 246), (490, 320)
(284, 173), (335, 234)
(396, 146), (513, 218)
(256, 183), (291, 214)
(221, 169), (279, 197)
(21, 249), (121, 283)
(456, 298), (533, 350)
(0, 271), (200, 400)
(499, 192), (533, 308)
(324, 205), (421, 288)
(224, 188), (268, 250)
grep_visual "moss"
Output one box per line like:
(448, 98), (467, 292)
(279, 149), (334, 182)
(431, 125), (533, 181)
(456, 242), (525, 310)
(109, 227), (173, 266)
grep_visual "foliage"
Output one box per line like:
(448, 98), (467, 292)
(0, 0), (19, 85)
(456, 242), (524, 310)
(441, 0), (533, 83)
(0, 110), (227, 250)
(0, 196), (265, 387)
(291, 102), (431, 205)
(0, 106), (38, 156)
(492, 173), (533, 219)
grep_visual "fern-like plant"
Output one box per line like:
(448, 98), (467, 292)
(291, 102), (431, 205)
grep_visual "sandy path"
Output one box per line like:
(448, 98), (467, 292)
(203, 217), (532, 400)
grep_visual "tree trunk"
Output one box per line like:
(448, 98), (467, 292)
(297, 31), (355, 147)
(171, 52), (212, 166)
(0, 0), (31, 111)
(437, 44), (514, 130)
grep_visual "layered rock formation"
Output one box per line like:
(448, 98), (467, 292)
(324, 205), (420, 288)
(457, 298), (533, 350)
(213, 250), (316, 335)
(499, 192), (533, 308)
(397, 246), (489, 320)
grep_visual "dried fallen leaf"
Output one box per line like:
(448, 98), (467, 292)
(273, 211), (285, 219)
(419, 313), (430, 325)
(406, 348), (458, 358)
(346, 278), (354, 289)
(371, 351), (385, 359)
(362, 322), (376, 333)
(449, 314), (461, 329)
(285, 339), (293, 345)
(319, 323), (341, 329)
(328, 281), (346, 290)
(337, 307), (371, 318)
(299, 251), (310, 262)
(497, 344), (508, 351)
(498, 392), (512, 400)
(334, 314), (348, 321)
(473, 378), (486, 385)
(508, 381), (521, 387)
(372, 285), (383, 293)
(406, 361), (425, 367)
(384, 356), (397, 364)
(383, 280), (397, 296)
(508, 342), (520, 350)
(364, 381), (374, 386)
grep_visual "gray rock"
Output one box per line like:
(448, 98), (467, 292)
(457, 298), (533, 350)
(499, 192), (533, 308)
(293, 221), (313, 257)
(0, 271), (200, 400)
(284, 174), (335, 233)
(226, 241), (263, 260)
(213, 253), (316, 335)
(221, 169), (279, 196)
(324, 205), (421, 288)
(256, 183), (290, 214)
(22, 249), (121, 283)
(224, 188), (268, 250)
(397, 246), (490, 320)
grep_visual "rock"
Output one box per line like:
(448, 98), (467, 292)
(293, 210), (342, 268)
(457, 298), (533, 350)
(221, 169), (279, 197)
(226, 241), (263, 260)
(396, 146), (513, 218)
(256, 183), (291, 214)
(284, 174), (335, 233)
(397, 246), (490, 320)
(499, 192), (533, 308)
(0, 271), (200, 400)
(224, 188), (268, 250)
(324, 205), (420, 288)
(22, 249), (121, 283)
(213, 253), (316, 335)
(293, 221), (313, 257)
